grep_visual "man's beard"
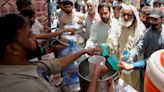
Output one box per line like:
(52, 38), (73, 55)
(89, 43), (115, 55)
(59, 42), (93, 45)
(143, 21), (151, 28)
(102, 17), (110, 23)
(151, 23), (162, 30)
(121, 17), (134, 28)
(24, 41), (42, 60)
(27, 46), (42, 60)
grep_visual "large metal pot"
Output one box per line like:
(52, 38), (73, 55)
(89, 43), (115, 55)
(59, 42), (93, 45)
(51, 39), (68, 57)
(78, 58), (119, 92)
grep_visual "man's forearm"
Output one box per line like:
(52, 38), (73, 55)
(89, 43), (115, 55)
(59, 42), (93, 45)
(48, 30), (64, 38)
(133, 59), (147, 70)
(60, 49), (86, 69)
(87, 75), (98, 92)
(33, 30), (65, 39)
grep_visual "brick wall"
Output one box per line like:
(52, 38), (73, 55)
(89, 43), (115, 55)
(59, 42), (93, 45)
(0, 0), (48, 29)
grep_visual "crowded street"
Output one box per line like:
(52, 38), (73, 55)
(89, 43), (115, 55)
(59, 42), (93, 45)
(0, 0), (164, 92)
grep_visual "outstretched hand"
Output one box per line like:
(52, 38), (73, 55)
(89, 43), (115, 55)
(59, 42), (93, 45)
(85, 47), (102, 55)
(118, 61), (134, 71)
(62, 28), (76, 34)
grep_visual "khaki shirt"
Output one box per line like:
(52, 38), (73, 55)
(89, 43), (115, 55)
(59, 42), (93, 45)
(0, 59), (61, 92)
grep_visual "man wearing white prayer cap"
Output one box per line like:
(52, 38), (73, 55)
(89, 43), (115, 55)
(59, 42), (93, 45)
(107, 5), (146, 91)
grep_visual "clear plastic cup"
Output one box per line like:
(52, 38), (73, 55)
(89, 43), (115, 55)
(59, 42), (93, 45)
(88, 55), (106, 76)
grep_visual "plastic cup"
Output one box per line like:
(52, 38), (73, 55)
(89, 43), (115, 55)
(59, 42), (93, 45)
(88, 55), (106, 76)
(100, 43), (109, 56)
(107, 54), (120, 71)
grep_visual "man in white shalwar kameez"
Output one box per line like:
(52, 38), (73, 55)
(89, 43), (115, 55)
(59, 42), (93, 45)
(85, 4), (120, 48)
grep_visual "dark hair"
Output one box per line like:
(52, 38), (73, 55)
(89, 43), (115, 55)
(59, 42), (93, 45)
(16, 0), (32, 11)
(98, 4), (111, 13)
(153, 0), (162, 4)
(0, 14), (25, 58)
(19, 8), (35, 19)
(63, 1), (73, 6)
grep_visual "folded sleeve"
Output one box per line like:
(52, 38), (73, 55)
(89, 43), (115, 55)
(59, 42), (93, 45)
(37, 58), (62, 75)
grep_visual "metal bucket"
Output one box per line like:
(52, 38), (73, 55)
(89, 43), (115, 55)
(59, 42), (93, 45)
(51, 39), (68, 56)
(78, 58), (119, 92)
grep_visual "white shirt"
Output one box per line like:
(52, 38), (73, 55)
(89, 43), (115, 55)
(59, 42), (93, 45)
(84, 12), (101, 40)
(85, 19), (120, 48)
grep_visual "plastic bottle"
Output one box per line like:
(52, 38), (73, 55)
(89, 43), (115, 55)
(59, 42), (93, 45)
(122, 50), (131, 63)
(60, 40), (85, 92)
(121, 49), (133, 74)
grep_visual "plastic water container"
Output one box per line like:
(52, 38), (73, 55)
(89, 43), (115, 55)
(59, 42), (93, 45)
(60, 40), (85, 91)
(144, 50), (164, 92)
(121, 50), (131, 63)
(121, 50), (133, 74)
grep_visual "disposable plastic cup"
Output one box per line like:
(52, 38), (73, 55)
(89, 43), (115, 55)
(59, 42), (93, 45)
(107, 54), (120, 71)
(88, 55), (106, 76)
(100, 43), (109, 56)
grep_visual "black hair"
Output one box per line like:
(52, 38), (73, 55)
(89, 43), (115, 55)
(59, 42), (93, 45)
(98, 3), (111, 13)
(19, 8), (35, 19)
(16, 0), (32, 11)
(0, 14), (25, 58)
(63, 1), (73, 6)
(19, 8), (35, 26)
(153, 0), (162, 4)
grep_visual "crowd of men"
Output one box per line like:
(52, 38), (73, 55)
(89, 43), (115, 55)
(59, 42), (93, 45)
(0, 0), (164, 92)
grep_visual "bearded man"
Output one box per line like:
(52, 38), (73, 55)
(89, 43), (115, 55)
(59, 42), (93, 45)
(107, 5), (146, 91)
(118, 8), (164, 92)
(85, 3), (120, 48)
(0, 14), (102, 92)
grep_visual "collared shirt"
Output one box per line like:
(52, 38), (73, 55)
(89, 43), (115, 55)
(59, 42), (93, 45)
(85, 21), (111, 48)
(0, 59), (62, 92)
(85, 18), (120, 48)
